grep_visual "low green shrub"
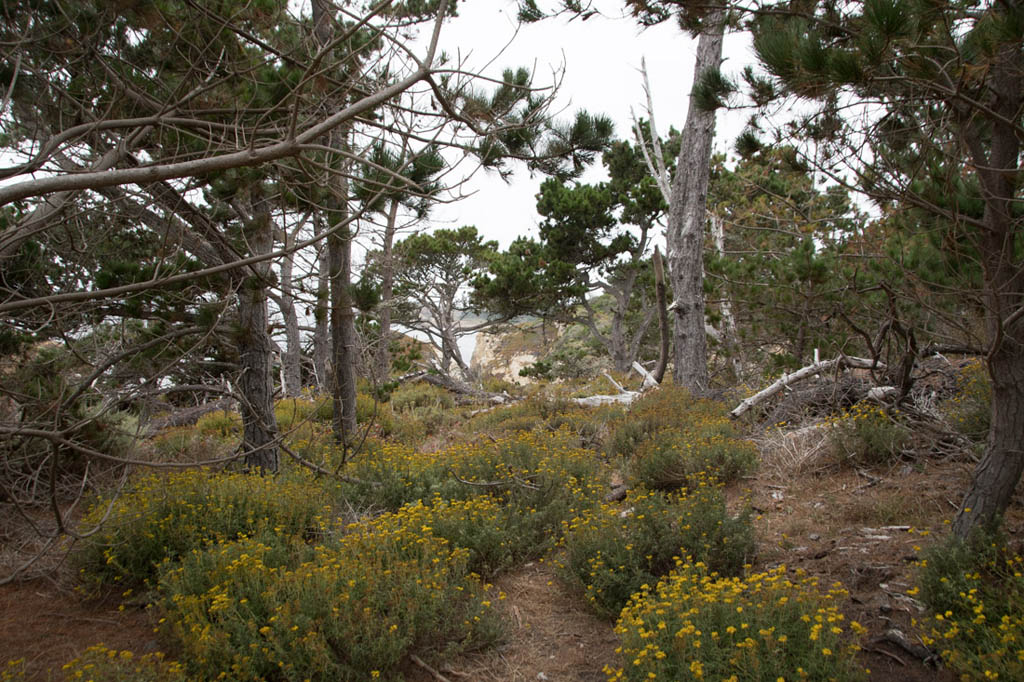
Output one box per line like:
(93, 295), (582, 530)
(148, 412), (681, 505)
(464, 393), (576, 435)
(630, 428), (758, 490)
(609, 564), (866, 681)
(195, 409), (241, 439)
(942, 359), (991, 442)
(156, 523), (502, 681)
(916, 530), (1024, 681)
(75, 469), (332, 587)
(559, 480), (755, 618)
(149, 426), (234, 464)
(274, 397), (319, 430)
(390, 383), (455, 412)
(340, 441), (449, 512)
(825, 402), (910, 467)
(356, 392), (394, 436)
(312, 396), (334, 422)
(605, 387), (739, 458)
(369, 495), (543, 576)
(440, 430), (605, 551)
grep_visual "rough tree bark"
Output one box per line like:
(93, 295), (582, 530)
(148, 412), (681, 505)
(329, 201), (359, 444)
(652, 246), (670, 384)
(234, 188), (280, 472)
(951, 33), (1024, 538)
(276, 223), (303, 397)
(374, 198), (402, 382)
(313, 214), (331, 393)
(666, 9), (725, 392)
(313, 0), (358, 446)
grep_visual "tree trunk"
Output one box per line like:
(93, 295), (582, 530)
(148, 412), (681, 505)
(951, 32), (1024, 539)
(374, 198), (401, 382)
(328, 184), (358, 445)
(235, 194), (279, 473)
(667, 11), (724, 392)
(952, 340), (1024, 537)
(278, 230), (303, 397)
(652, 246), (670, 384)
(313, 216), (330, 393)
(313, 0), (358, 446)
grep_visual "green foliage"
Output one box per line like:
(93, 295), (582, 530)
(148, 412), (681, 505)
(559, 482), (755, 618)
(692, 66), (737, 111)
(390, 383), (455, 412)
(368, 493), (564, 577)
(474, 137), (666, 371)
(464, 393), (574, 434)
(917, 531), (1024, 681)
(611, 564), (866, 681)
(630, 427), (758, 490)
(705, 147), (874, 371)
(75, 470), (332, 587)
(195, 409), (242, 440)
(1, 343), (140, 502)
(942, 359), (991, 442)
(156, 526), (500, 682)
(149, 426), (235, 464)
(825, 402), (911, 467)
(355, 392), (395, 437)
(606, 387), (742, 459)
(383, 383), (458, 445)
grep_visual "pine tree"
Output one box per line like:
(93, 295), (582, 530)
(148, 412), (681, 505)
(747, 0), (1024, 537)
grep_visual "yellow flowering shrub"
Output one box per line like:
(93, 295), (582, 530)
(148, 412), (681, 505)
(57, 646), (186, 681)
(630, 427), (758, 490)
(606, 388), (742, 459)
(156, 517), (500, 680)
(559, 479), (755, 618)
(75, 469), (333, 587)
(918, 532), (1024, 681)
(610, 564), (865, 681)
(0, 659), (24, 681)
(824, 401), (910, 466)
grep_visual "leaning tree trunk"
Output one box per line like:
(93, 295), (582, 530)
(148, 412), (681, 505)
(666, 10), (724, 392)
(952, 337), (1024, 537)
(951, 35), (1023, 538)
(235, 195), (280, 473)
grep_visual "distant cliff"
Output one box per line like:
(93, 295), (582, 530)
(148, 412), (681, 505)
(470, 321), (562, 384)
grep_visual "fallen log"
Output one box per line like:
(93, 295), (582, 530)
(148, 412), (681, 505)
(397, 368), (511, 405)
(573, 392), (640, 407)
(730, 356), (886, 419)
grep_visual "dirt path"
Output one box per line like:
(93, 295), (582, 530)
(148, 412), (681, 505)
(0, 579), (156, 678)
(406, 561), (620, 682)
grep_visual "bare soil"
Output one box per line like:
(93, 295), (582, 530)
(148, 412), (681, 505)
(2, 448), (1015, 681)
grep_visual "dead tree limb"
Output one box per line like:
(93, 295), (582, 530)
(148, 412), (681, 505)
(730, 356), (886, 419)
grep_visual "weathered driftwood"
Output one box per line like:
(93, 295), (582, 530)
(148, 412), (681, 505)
(399, 369), (510, 405)
(603, 371), (629, 395)
(730, 356), (886, 419)
(573, 392), (640, 407)
(632, 361), (660, 390)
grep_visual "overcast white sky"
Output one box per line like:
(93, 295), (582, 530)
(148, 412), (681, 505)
(425, 0), (754, 249)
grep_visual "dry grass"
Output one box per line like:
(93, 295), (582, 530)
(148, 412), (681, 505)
(756, 422), (834, 478)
